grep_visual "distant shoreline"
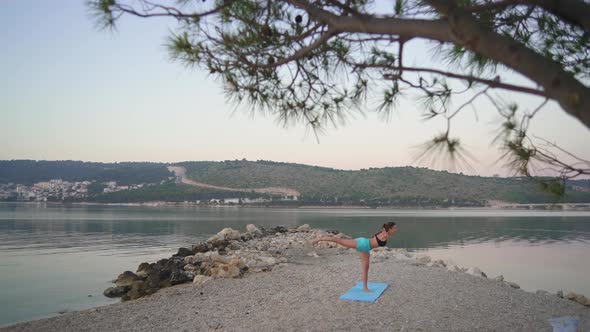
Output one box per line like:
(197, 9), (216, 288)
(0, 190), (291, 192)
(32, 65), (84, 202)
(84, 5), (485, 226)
(2, 201), (590, 211)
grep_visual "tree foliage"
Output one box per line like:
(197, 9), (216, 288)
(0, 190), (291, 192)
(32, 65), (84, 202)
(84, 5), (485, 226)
(0, 160), (172, 185)
(89, 0), (590, 189)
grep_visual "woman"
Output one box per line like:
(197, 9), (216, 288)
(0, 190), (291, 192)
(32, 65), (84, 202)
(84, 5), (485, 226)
(311, 222), (397, 292)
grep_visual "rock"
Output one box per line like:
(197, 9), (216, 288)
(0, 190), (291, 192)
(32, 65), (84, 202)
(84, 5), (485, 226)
(170, 270), (192, 285)
(136, 263), (151, 278)
(230, 258), (247, 269)
(465, 267), (486, 278)
(190, 253), (208, 265)
(183, 256), (195, 265)
(158, 269), (172, 281)
(206, 233), (230, 248)
(218, 228), (242, 241)
(416, 255), (431, 264)
(145, 270), (162, 289)
(174, 247), (193, 258)
(103, 286), (130, 298)
(200, 261), (212, 276)
(192, 242), (210, 253)
(494, 275), (504, 282)
(156, 258), (169, 266)
(159, 280), (172, 288)
(228, 240), (242, 250)
(214, 239), (230, 250)
(306, 251), (319, 258)
(433, 259), (446, 267)
(296, 224), (311, 232)
(127, 281), (146, 300)
(241, 232), (254, 241)
(210, 264), (242, 278)
(566, 292), (577, 300)
(210, 252), (230, 265)
(507, 282), (520, 289)
(556, 290), (564, 298)
(536, 290), (551, 296)
(137, 262), (150, 273)
(270, 225), (288, 233)
(193, 275), (212, 286)
(246, 224), (263, 237)
(115, 271), (140, 287)
(326, 229), (340, 235)
(183, 264), (199, 272)
(246, 224), (260, 233)
(246, 256), (277, 270)
(446, 265), (461, 272)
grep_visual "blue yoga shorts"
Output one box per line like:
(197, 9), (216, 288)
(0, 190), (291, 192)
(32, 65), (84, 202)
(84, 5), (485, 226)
(355, 237), (371, 253)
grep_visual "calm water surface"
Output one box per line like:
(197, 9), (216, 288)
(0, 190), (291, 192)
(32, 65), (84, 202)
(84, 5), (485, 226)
(1, 203), (589, 326)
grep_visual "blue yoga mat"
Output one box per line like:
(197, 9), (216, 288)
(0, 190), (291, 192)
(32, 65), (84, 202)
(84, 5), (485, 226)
(339, 282), (389, 302)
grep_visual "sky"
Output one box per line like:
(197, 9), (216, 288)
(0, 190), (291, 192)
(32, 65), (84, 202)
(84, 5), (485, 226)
(1, 0), (589, 177)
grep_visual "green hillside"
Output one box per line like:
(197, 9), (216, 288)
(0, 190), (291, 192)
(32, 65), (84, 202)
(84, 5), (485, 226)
(180, 160), (590, 205)
(1, 159), (589, 205)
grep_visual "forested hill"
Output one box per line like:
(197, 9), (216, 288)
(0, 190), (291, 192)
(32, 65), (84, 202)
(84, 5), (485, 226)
(1, 159), (590, 205)
(179, 160), (590, 205)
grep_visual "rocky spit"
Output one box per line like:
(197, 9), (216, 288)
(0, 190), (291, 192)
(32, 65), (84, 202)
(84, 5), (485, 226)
(2, 225), (589, 332)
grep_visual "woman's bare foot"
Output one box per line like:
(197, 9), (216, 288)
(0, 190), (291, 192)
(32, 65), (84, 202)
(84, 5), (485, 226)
(362, 288), (372, 293)
(310, 237), (321, 245)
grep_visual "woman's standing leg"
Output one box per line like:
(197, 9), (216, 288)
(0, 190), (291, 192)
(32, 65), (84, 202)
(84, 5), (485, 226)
(360, 252), (371, 292)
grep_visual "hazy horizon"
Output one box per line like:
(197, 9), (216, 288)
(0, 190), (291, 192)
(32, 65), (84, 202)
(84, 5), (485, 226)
(2, 1), (589, 178)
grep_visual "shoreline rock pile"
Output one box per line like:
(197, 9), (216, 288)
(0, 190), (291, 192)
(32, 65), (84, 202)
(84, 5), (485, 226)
(103, 224), (316, 301)
(103, 225), (590, 308)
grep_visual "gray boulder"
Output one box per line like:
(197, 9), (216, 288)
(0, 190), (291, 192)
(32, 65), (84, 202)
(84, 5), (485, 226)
(174, 247), (193, 258)
(192, 242), (210, 254)
(296, 224), (311, 232)
(507, 281), (520, 289)
(103, 285), (130, 298)
(115, 271), (140, 287)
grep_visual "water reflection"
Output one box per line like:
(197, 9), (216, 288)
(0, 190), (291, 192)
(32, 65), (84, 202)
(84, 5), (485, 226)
(1, 204), (589, 255)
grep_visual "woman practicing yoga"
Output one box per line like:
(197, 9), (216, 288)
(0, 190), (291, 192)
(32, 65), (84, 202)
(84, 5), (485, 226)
(311, 222), (398, 292)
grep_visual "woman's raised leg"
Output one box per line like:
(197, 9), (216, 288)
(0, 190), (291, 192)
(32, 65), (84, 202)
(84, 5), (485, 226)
(311, 236), (357, 249)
